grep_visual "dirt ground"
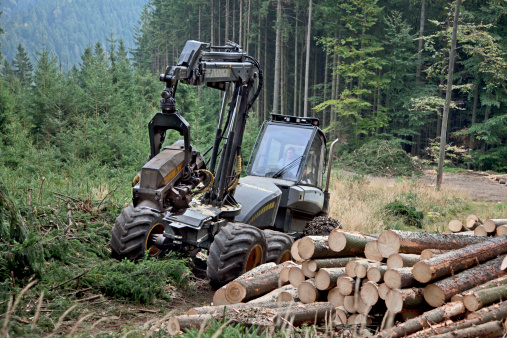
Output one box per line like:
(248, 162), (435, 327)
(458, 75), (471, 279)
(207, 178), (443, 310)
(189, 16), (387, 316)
(418, 170), (507, 202)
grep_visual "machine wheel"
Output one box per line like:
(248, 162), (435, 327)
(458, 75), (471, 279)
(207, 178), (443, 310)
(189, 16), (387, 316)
(207, 222), (267, 286)
(264, 230), (293, 264)
(110, 205), (165, 260)
(304, 216), (342, 236)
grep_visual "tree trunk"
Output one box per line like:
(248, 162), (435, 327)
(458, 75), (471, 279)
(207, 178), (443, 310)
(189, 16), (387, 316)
(413, 235), (507, 283)
(303, 0), (312, 117)
(247, 285), (298, 304)
(435, 321), (504, 338)
(377, 301), (465, 338)
(463, 284), (507, 311)
(436, 0), (462, 190)
(225, 0), (229, 43)
(467, 83), (479, 169)
(167, 314), (215, 335)
(451, 275), (507, 303)
(307, 257), (355, 272)
(387, 254), (420, 269)
(225, 261), (291, 303)
(290, 238), (304, 262)
(298, 236), (336, 260)
(385, 268), (416, 289)
(273, 0), (282, 114)
(275, 302), (334, 326)
(364, 240), (384, 262)
(328, 229), (376, 254)
(263, 15), (268, 119)
(315, 267), (346, 291)
(483, 219), (507, 233)
(416, 0), (426, 82)
(355, 261), (379, 278)
(385, 288), (425, 314)
(211, 0), (215, 44)
(323, 49), (329, 127)
(377, 230), (488, 257)
(367, 265), (389, 283)
(423, 254), (507, 307)
(186, 300), (293, 315)
(466, 214), (482, 230)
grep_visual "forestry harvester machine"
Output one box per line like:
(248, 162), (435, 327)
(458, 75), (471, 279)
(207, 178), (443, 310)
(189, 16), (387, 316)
(110, 40), (340, 285)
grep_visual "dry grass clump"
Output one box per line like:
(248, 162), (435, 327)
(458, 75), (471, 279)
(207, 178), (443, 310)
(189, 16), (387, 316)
(328, 171), (470, 234)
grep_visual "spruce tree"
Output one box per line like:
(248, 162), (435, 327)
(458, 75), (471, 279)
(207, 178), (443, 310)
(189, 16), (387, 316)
(11, 43), (33, 86)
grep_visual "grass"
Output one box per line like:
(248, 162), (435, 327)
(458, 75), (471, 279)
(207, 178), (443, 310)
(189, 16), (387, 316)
(327, 170), (503, 234)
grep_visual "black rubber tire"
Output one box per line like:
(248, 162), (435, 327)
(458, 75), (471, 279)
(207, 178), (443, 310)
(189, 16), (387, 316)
(264, 230), (293, 264)
(110, 205), (164, 261)
(207, 222), (267, 286)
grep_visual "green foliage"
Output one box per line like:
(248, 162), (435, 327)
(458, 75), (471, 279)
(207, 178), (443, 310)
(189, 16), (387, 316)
(384, 200), (424, 228)
(421, 139), (470, 167)
(89, 255), (190, 304)
(179, 318), (265, 338)
(339, 140), (422, 177)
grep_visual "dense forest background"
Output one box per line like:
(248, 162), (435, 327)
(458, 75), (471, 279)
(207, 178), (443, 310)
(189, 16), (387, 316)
(0, 0), (505, 207)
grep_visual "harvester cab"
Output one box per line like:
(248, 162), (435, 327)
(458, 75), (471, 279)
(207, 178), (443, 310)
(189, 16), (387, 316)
(110, 40), (340, 286)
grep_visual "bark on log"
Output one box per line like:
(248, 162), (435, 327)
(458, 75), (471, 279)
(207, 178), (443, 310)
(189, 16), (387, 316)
(400, 309), (421, 321)
(378, 283), (390, 300)
(367, 265), (388, 283)
(377, 230), (488, 257)
(328, 229), (374, 254)
(314, 267), (346, 291)
(225, 261), (292, 303)
(466, 214), (482, 230)
(274, 302), (335, 327)
(288, 266), (306, 288)
(385, 288), (425, 314)
(247, 285), (297, 304)
(378, 301), (465, 338)
(463, 284), (507, 311)
(186, 301), (294, 315)
(423, 254), (507, 307)
(451, 275), (507, 302)
(360, 281), (379, 306)
(387, 254), (420, 269)
(277, 289), (299, 303)
(432, 320), (504, 338)
(213, 262), (277, 305)
(298, 236), (335, 260)
(364, 240), (384, 262)
(337, 276), (355, 296)
(413, 235), (507, 283)
(483, 219), (507, 233)
(328, 287), (345, 307)
(167, 314), (214, 335)
(420, 249), (448, 260)
(385, 268), (415, 289)
(474, 225), (488, 236)
(307, 257), (355, 272)
(298, 280), (325, 304)
(448, 219), (464, 232)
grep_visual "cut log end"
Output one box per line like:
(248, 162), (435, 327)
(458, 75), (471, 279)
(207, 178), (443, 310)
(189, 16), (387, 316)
(412, 261), (432, 283)
(277, 292), (295, 303)
(423, 284), (446, 307)
(328, 288), (344, 307)
(364, 240), (383, 262)
(378, 283), (390, 300)
(167, 317), (180, 335)
(225, 281), (247, 304)
(501, 256), (507, 271)
(212, 288), (230, 306)
(298, 281), (318, 304)
(314, 270), (331, 291)
(463, 293), (481, 312)
(448, 219), (464, 233)
(360, 282), (379, 306)
(328, 230), (347, 252)
(288, 267), (306, 288)
(378, 230), (401, 258)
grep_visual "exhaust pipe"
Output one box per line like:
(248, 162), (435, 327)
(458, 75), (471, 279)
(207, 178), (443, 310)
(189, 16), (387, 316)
(321, 138), (339, 215)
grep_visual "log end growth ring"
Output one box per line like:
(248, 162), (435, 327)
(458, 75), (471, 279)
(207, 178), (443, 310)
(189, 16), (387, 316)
(225, 281), (247, 304)
(412, 261), (432, 283)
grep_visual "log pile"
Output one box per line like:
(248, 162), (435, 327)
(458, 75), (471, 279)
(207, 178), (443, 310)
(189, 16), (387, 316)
(165, 225), (507, 336)
(447, 214), (507, 237)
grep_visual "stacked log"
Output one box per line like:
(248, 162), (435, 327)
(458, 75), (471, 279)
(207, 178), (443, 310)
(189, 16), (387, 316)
(166, 224), (507, 336)
(449, 214), (507, 237)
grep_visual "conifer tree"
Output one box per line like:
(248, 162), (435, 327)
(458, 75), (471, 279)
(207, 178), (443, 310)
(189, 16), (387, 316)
(11, 43), (33, 86)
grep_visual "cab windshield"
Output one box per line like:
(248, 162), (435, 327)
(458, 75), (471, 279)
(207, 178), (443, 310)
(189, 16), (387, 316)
(249, 124), (314, 181)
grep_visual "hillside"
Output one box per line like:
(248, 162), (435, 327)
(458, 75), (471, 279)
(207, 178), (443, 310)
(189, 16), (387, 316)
(0, 0), (148, 65)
